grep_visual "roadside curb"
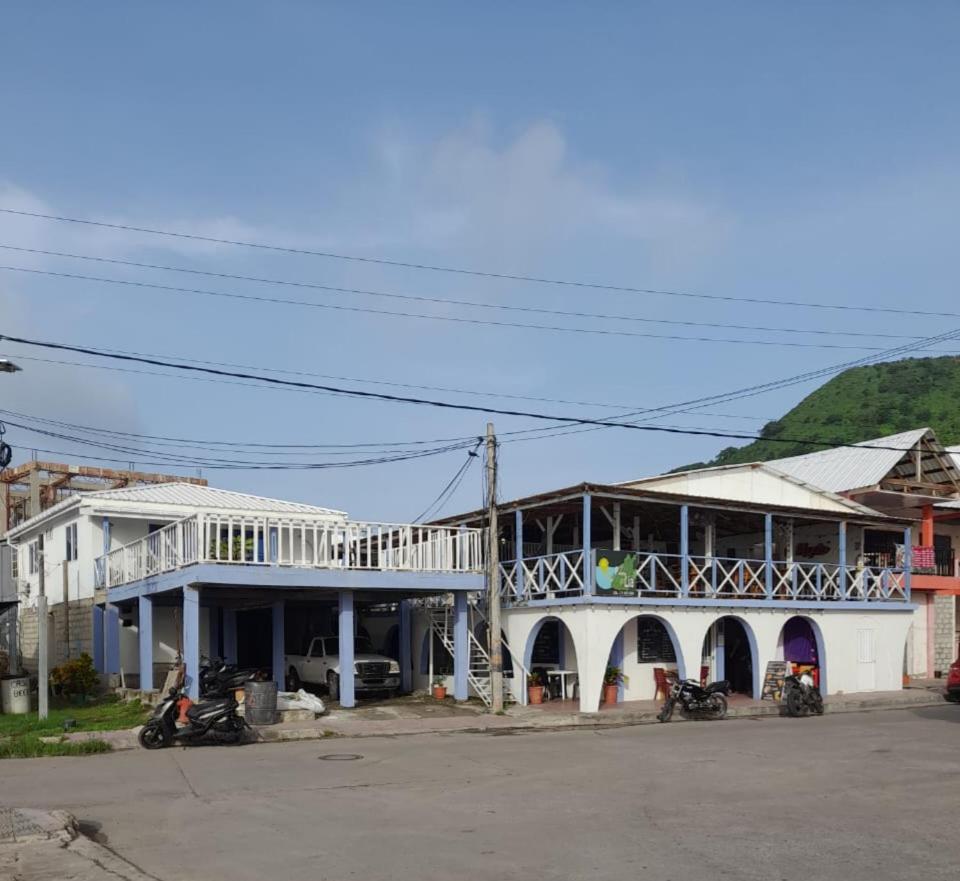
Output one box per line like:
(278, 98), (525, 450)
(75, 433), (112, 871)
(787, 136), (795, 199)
(56, 693), (950, 751)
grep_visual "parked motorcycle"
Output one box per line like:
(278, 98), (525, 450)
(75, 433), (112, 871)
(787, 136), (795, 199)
(782, 671), (824, 717)
(138, 688), (248, 749)
(657, 678), (730, 722)
(199, 657), (263, 698)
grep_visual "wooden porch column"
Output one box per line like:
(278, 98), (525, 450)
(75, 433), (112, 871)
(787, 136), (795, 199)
(680, 505), (689, 597)
(582, 494), (593, 594)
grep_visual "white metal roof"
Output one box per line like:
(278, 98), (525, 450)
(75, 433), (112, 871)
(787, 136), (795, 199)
(4, 483), (346, 539)
(766, 428), (934, 493)
(83, 483), (345, 515)
(623, 461), (885, 518)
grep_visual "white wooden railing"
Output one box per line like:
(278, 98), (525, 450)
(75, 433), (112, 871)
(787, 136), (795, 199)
(96, 512), (483, 588)
(497, 549), (909, 605)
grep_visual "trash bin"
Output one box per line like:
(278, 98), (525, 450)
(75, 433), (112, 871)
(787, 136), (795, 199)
(244, 680), (278, 726)
(1, 674), (30, 714)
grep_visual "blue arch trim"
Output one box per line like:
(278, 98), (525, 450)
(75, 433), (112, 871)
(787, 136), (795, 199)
(709, 615), (761, 699)
(781, 615), (828, 696)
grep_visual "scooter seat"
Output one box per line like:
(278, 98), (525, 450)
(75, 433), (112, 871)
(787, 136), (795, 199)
(186, 698), (235, 721)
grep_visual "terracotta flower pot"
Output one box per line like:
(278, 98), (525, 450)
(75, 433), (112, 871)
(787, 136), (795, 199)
(432, 685), (447, 700)
(528, 685), (545, 705)
(603, 683), (620, 704)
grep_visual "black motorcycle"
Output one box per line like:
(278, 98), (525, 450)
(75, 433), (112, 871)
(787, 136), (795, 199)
(199, 657), (262, 698)
(138, 688), (248, 749)
(782, 673), (824, 717)
(657, 678), (730, 722)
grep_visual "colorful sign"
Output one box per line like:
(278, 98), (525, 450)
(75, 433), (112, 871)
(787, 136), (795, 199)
(595, 550), (639, 596)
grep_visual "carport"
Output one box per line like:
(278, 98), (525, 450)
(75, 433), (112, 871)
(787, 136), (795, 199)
(96, 512), (483, 707)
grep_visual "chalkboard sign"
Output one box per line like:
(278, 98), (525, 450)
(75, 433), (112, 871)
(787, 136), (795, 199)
(637, 619), (676, 663)
(761, 660), (789, 702)
(531, 620), (560, 665)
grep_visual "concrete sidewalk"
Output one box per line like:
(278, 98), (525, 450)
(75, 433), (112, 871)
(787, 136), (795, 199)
(49, 682), (949, 751)
(0, 808), (155, 880)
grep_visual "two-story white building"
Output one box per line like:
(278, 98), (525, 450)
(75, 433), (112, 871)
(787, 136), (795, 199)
(4, 483), (483, 705)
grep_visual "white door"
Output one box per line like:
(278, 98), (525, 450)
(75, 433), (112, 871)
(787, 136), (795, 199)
(857, 629), (876, 692)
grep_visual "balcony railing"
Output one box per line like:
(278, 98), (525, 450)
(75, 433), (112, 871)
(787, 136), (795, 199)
(96, 512), (484, 589)
(498, 549), (908, 605)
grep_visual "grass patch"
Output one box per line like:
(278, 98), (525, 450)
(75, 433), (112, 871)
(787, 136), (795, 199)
(0, 694), (149, 759)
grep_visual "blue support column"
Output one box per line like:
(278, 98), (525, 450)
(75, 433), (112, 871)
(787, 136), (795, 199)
(399, 600), (412, 693)
(272, 599), (285, 692)
(104, 604), (121, 676)
(903, 526), (912, 599)
(338, 590), (356, 708)
(764, 513), (774, 598)
(582, 493), (594, 594)
(453, 591), (469, 701)
(138, 595), (154, 691)
(183, 586), (200, 700)
(680, 504), (689, 597)
(611, 631), (624, 702)
(222, 609), (238, 664)
(837, 521), (848, 599)
(515, 509), (524, 598)
(92, 605), (105, 673)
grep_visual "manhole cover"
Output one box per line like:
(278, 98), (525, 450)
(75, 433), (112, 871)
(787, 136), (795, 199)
(318, 753), (363, 761)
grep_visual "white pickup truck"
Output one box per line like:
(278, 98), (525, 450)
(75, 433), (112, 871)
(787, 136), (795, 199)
(285, 636), (401, 702)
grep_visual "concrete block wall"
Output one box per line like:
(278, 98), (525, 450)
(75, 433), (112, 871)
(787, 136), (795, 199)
(15, 599), (95, 673)
(933, 593), (957, 675)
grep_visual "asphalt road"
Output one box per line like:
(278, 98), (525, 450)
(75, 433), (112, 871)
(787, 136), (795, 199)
(2, 706), (959, 881)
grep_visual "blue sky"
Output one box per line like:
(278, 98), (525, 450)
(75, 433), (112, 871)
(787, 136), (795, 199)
(1, 3), (959, 520)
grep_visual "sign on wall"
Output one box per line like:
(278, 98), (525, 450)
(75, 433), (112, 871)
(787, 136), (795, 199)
(595, 550), (639, 596)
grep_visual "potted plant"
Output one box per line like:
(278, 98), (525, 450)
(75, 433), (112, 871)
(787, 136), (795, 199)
(431, 676), (447, 700)
(527, 672), (545, 705)
(603, 666), (622, 704)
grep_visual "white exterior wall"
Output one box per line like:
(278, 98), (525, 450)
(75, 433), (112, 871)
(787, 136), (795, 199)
(121, 606), (211, 677)
(502, 604), (912, 712)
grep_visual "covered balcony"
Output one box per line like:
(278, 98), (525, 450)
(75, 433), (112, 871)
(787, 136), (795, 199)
(459, 483), (914, 608)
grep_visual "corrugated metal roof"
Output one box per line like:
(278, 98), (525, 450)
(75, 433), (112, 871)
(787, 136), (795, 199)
(4, 483), (346, 538)
(948, 445), (960, 472)
(85, 483), (346, 515)
(767, 428), (932, 493)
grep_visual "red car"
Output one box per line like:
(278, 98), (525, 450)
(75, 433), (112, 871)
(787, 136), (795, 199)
(945, 658), (960, 702)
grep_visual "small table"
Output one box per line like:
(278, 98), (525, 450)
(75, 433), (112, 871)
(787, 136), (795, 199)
(546, 669), (578, 701)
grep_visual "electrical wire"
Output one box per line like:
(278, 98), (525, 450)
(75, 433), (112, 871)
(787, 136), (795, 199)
(4, 206), (958, 320)
(413, 442), (481, 522)
(8, 264), (955, 352)
(3, 332), (956, 455)
(0, 243), (942, 341)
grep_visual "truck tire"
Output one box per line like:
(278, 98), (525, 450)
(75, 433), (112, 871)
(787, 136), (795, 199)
(286, 667), (302, 691)
(327, 671), (340, 702)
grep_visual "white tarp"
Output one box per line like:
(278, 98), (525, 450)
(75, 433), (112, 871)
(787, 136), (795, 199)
(276, 688), (326, 715)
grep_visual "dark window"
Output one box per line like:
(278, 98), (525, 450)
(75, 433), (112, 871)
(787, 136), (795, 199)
(531, 620), (561, 665)
(637, 618), (676, 663)
(65, 523), (78, 562)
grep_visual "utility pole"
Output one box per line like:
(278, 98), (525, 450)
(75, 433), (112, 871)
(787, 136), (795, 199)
(62, 563), (70, 660)
(37, 533), (48, 719)
(485, 422), (503, 712)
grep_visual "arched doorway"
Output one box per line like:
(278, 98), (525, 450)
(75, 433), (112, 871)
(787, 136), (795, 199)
(523, 617), (579, 703)
(603, 615), (686, 703)
(778, 616), (826, 693)
(703, 616), (758, 698)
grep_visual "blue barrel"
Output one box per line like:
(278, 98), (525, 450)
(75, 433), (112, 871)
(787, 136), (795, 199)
(244, 680), (278, 726)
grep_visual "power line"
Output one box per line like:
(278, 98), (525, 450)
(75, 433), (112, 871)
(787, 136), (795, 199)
(3, 206), (957, 320)
(413, 442), (481, 522)
(8, 263), (955, 352)
(0, 243), (940, 341)
(3, 332), (955, 454)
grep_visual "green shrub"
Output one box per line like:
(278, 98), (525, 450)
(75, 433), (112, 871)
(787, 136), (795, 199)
(50, 653), (99, 698)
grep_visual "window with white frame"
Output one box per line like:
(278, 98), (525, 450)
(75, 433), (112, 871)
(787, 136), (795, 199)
(27, 541), (39, 575)
(65, 522), (78, 561)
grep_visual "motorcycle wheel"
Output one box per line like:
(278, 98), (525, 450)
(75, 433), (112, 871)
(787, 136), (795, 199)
(138, 722), (169, 750)
(785, 689), (806, 717)
(657, 699), (674, 723)
(810, 690), (824, 715)
(707, 693), (728, 720)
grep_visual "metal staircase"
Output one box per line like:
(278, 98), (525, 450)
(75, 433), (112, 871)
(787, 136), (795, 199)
(426, 600), (527, 708)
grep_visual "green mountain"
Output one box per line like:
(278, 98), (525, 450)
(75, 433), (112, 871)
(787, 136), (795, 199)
(676, 356), (960, 471)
